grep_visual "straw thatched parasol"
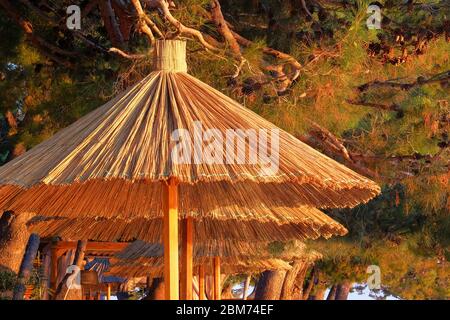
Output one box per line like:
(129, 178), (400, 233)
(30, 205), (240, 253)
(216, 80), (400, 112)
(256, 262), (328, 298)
(0, 40), (379, 299)
(109, 258), (293, 279)
(27, 208), (347, 242)
(114, 239), (313, 261)
(0, 41), (379, 216)
(107, 240), (319, 279)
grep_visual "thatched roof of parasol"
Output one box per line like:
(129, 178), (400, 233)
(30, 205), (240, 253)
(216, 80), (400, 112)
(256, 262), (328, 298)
(108, 258), (293, 278)
(0, 40), (379, 222)
(114, 239), (314, 261)
(106, 240), (321, 278)
(28, 214), (347, 242)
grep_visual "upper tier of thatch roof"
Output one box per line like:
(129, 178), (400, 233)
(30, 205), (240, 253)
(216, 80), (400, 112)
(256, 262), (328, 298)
(0, 40), (379, 216)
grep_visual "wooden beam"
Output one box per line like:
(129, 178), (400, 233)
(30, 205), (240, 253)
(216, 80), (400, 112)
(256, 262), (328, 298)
(50, 247), (65, 296)
(163, 177), (179, 300)
(213, 256), (221, 300)
(198, 265), (206, 300)
(52, 241), (127, 252)
(180, 217), (193, 300)
(73, 240), (88, 266)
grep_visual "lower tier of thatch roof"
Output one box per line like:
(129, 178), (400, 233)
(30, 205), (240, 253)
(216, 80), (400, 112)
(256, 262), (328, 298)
(108, 258), (293, 278)
(28, 215), (347, 243)
(107, 239), (321, 278)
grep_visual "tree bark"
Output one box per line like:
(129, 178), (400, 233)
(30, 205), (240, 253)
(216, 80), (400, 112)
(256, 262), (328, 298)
(0, 211), (34, 274)
(302, 267), (318, 300)
(12, 233), (40, 300)
(309, 287), (326, 300)
(221, 281), (234, 300)
(280, 260), (309, 300)
(335, 281), (352, 300)
(98, 0), (125, 48)
(327, 285), (337, 300)
(254, 270), (287, 300)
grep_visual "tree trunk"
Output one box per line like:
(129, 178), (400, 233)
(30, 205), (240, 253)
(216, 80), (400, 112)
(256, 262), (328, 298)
(12, 234), (40, 300)
(280, 260), (309, 300)
(309, 286), (326, 300)
(327, 285), (337, 300)
(0, 211), (34, 274)
(335, 281), (352, 300)
(254, 270), (287, 300)
(221, 280), (234, 300)
(302, 267), (318, 300)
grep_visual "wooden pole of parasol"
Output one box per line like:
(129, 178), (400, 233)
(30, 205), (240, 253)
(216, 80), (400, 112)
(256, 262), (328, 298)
(180, 217), (193, 299)
(198, 265), (206, 300)
(213, 256), (221, 300)
(163, 177), (179, 300)
(50, 245), (64, 298)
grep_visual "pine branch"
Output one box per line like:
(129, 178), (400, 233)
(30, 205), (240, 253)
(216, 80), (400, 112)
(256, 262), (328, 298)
(109, 47), (146, 60)
(346, 99), (401, 112)
(153, 0), (218, 51)
(358, 71), (450, 92)
(210, 0), (246, 78)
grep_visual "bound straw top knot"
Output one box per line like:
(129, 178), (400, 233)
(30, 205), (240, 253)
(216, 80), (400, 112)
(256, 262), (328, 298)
(153, 39), (188, 73)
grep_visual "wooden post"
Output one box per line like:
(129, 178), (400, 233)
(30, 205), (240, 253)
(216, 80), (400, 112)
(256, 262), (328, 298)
(180, 217), (193, 300)
(50, 246), (64, 296)
(12, 234), (40, 300)
(243, 275), (251, 300)
(198, 265), (205, 300)
(41, 244), (51, 300)
(53, 239), (87, 300)
(163, 177), (179, 300)
(72, 240), (87, 266)
(213, 256), (221, 300)
(107, 284), (111, 300)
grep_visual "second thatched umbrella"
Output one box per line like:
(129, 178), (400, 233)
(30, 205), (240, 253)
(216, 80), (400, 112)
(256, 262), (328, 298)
(107, 240), (320, 300)
(0, 40), (379, 299)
